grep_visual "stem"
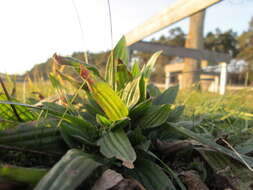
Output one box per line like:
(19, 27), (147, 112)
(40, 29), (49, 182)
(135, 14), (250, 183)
(0, 76), (23, 122)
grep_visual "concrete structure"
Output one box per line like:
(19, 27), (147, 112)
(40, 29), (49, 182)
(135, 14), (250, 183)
(164, 61), (227, 94)
(124, 0), (228, 93)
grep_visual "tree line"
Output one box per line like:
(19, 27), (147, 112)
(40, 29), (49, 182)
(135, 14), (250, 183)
(17, 17), (253, 85)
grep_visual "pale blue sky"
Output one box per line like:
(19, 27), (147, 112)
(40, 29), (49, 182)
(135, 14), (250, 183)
(0, 0), (252, 74)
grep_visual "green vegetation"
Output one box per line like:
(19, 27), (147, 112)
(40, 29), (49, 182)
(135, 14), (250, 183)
(0, 36), (253, 189)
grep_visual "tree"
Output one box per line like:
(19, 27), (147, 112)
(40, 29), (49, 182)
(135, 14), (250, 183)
(237, 17), (253, 85)
(204, 29), (238, 58)
(156, 27), (186, 46)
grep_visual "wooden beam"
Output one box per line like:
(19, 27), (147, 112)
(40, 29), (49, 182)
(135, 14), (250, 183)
(125, 0), (222, 46)
(129, 41), (232, 63)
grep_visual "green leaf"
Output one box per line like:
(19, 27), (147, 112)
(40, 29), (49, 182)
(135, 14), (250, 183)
(0, 101), (97, 138)
(128, 127), (147, 147)
(121, 76), (141, 108)
(96, 114), (112, 127)
(139, 105), (171, 129)
(53, 55), (100, 77)
(0, 95), (35, 124)
(105, 36), (129, 90)
(113, 36), (129, 66)
(35, 149), (102, 190)
(59, 123), (96, 148)
(167, 105), (185, 121)
(42, 102), (94, 131)
(116, 61), (132, 90)
(98, 128), (136, 169)
(153, 85), (179, 105)
(109, 117), (130, 130)
(147, 83), (161, 97)
(139, 74), (147, 102)
(168, 124), (253, 168)
(0, 164), (48, 185)
(141, 51), (162, 80)
(84, 94), (104, 116)
(0, 125), (66, 153)
(57, 71), (84, 90)
(147, 151), (187, 190)
(91, 81), (129, 121)
(129, 99), (152, 120)
(199, 150), (253, 190)
(131, 62), (140, 77)
(126, 159), (176, 190)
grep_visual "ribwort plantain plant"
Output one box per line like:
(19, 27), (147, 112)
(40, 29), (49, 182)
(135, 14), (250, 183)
(1, 36), (253, 190)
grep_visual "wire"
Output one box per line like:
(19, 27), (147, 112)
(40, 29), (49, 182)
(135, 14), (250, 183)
(106, 0), (114, 50)
(71, 0), (89, 64)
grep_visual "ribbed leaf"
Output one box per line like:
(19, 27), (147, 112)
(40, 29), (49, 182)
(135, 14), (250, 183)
(0, 125), (65, 152)
(116, 62), (132, 90)
(113, 36), (129, 66)
(98, 128), (136, 169)
(139, 105), (171, 129)
(35, 149), (102, 190)
(0, 101), (97, 138)
(105, 36), (129, 90)
(121, 76), (141, 108)
(139, 75), (147, 102)
(141, 51), (162, 80)
(53, 54), (100, 77)
(147, 83), (161, 97)
(91, 81), (129, 121)
(129, 99), (152, 120)
(199, 150), (253, 190)
(169, 124), (253, 168)
(147, 151), (187, 190)
(127, 159), (176, 190)
(0, 164), (47, 185)
(153, 85), (179, 105)
(0, 95), (35, 123)
(109, 117), (130, 130)
(60, 123), (96, 148)
(105, 53), (117, 90)
(96, 114), (112, 127)
(84, 94), (104, 117)
(131, 62), (141, 77)
(167, 105), (185, 121)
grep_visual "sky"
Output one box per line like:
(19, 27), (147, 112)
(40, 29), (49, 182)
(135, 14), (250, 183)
(0, 0), (253, 74)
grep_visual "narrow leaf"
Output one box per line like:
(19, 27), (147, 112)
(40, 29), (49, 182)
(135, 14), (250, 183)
(116, 61), (132, 90)
(0, 164), (47, 185)
(35, 149), (102, 190)
(91, 82), (129, 121)
(121, 76), (141, 108)
(105, 36), (129, 90)
(169, 124), (253, 168)
(98, 128), (136, 169)
(126, 159), (176, 190)
(139, 105), (171, 129)
(131, 62), (141, 77)
(153, 85), (179, 105)
(141, 51), (162, 80)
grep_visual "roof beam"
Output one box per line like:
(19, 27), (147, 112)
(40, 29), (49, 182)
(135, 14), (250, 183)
(125, 0), (222, 46)
(129, 41), (231, 63)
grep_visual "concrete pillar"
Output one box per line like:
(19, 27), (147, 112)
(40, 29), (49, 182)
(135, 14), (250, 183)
(214, 76), (219, 93)
(165, 72), (171, 89)
(219, 62), (227, 95)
